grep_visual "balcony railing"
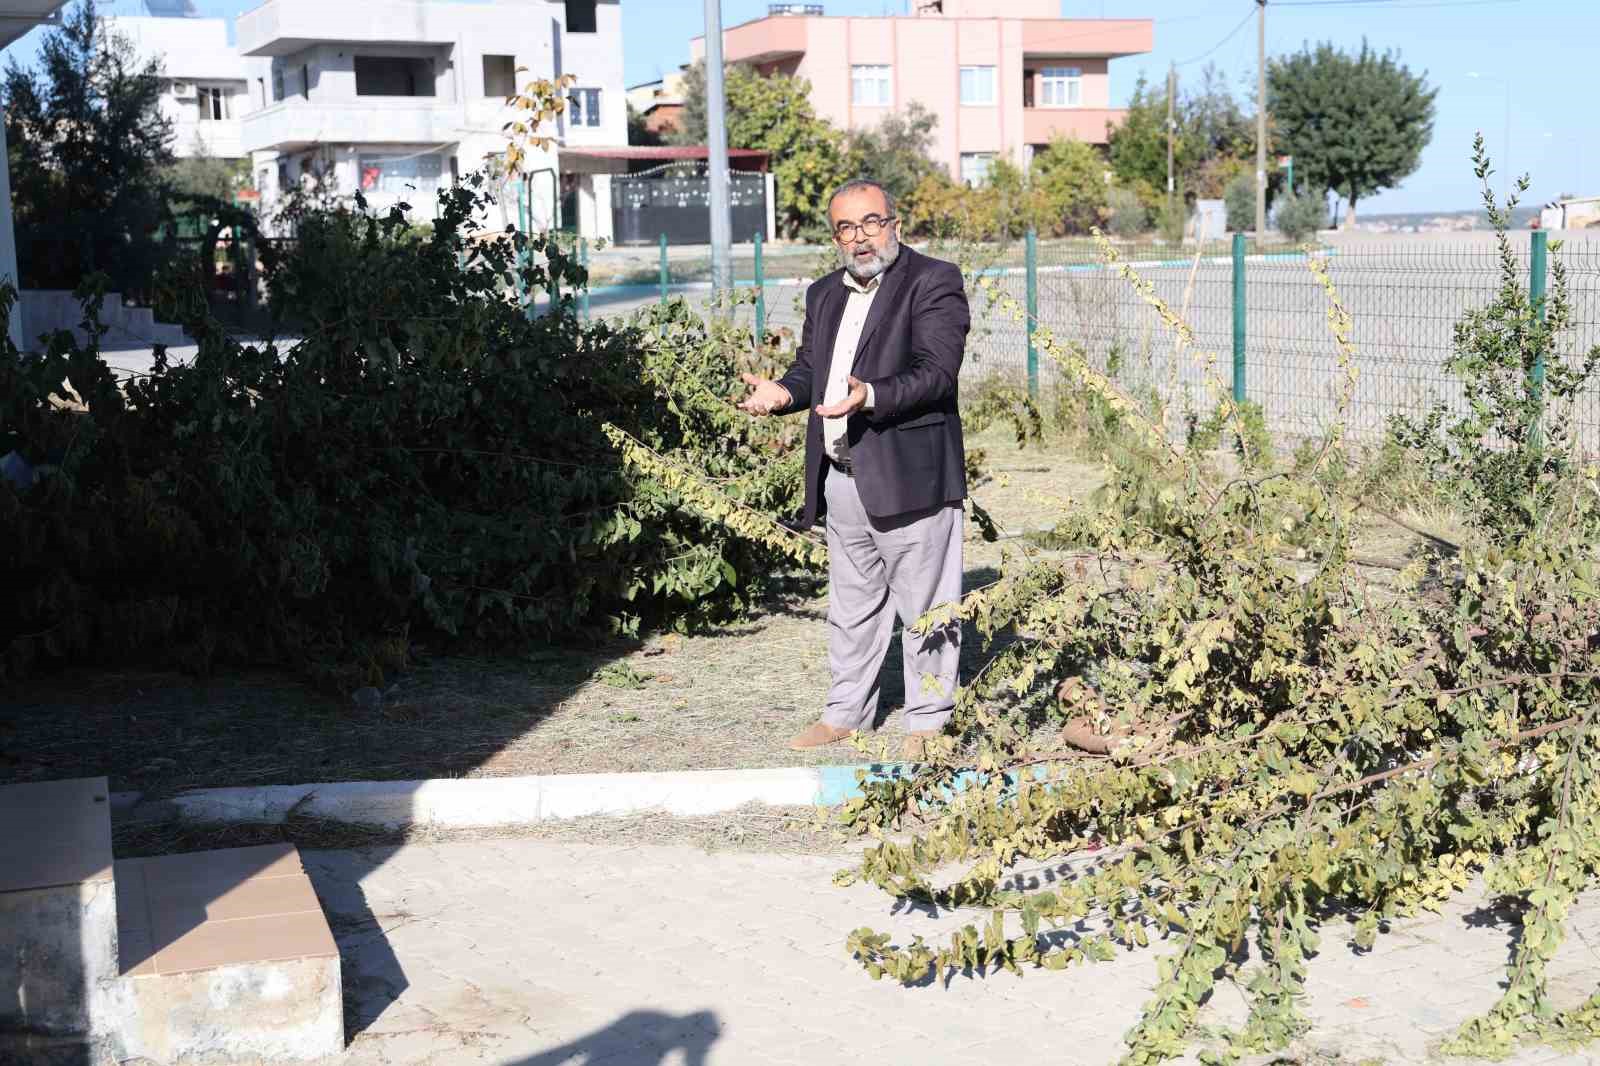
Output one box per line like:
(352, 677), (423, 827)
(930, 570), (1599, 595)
(241, 99), (462, 153)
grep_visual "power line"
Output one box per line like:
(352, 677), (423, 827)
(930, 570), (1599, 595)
(1175, 6), (1256, 68)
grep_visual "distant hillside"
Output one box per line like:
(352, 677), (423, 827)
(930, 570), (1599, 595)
(1351, 205), (1541, 232)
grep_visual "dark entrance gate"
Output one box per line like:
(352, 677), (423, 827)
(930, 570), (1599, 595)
(612, 165), (768, 246)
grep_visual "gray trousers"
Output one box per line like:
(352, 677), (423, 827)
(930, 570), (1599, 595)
(820, 467), (963, 733)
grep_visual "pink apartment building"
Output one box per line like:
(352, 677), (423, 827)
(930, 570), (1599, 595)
(690, 0), (1153, 186)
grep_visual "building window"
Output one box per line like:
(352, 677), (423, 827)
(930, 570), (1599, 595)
(300, 64), (310, 99)
(1040, 66), (1082, 107)
(568, 87), (601, 127)
(565, 0), (597, 33)
(197, 85), (231, 121)
(959, 65), (995, 106)
(354, 56), (437, 98)
(482, 54), (516, 98)
(850, 65), (891, 107)
(359, 153), (444, 197)
(959, 152), (995, 188)
(272, 67), (284, 102)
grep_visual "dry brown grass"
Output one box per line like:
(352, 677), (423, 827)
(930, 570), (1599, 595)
(1, 426), (1109, 797)
(3, 422), (1459, 803)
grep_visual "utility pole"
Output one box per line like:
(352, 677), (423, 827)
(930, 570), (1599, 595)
(1166, 63), (1176, 220)
(1255, 0), (1267, 237)
(704, 0), (732, 293)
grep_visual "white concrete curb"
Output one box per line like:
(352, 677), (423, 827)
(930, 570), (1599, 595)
(158, 766), (861, 830)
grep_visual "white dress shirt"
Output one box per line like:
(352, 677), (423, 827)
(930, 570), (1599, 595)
(821, 270), (881, 463)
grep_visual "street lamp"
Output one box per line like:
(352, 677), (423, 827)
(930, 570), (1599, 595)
(1466, 71), (1512, 204)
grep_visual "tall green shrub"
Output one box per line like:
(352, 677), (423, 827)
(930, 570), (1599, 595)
(1224, 171), (1255, 233)
(1274, 188), (1329, 242)
(673, 61), (853, 240)
(3, 1), (174, 291)
(1030, 138), (1109, 236)
(1105, 187), (1149, 238)
(0, 181), (813, 681)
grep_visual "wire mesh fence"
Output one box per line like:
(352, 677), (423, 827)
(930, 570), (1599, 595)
(576, 229), (1600, 453)
(985, 233), (1600, 450)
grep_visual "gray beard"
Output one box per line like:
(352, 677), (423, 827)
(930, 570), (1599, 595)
(840, 236), (901, 281)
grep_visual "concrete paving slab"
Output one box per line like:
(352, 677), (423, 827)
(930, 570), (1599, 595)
(295, 838), (1600, 1066)
(0, 776), (113, 892)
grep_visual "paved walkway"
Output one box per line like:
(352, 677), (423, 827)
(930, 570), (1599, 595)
(297, 839), (1600, 1066)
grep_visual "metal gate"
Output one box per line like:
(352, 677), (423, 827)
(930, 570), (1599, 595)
(612, 165), (768, 246)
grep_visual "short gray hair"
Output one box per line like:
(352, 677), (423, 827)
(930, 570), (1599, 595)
(827, 178), (896, 219)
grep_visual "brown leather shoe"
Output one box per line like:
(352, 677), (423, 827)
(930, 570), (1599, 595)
(901, 730), (941, 761)
(789, 722), (855, 750)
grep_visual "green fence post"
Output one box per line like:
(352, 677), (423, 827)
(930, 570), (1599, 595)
(1530, 228), (1549, 442)
(1025, 226), (1039, 400)
(514, 180), (529, 313)
(1530, 230), (1549, 386)
(753, 229), (765, 352)
(1231, 232), (1247, 405)
(579, 237), (590, 324)
(659, 233), (669, 306)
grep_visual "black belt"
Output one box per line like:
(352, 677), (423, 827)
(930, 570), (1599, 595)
(827, 456), (854, 477)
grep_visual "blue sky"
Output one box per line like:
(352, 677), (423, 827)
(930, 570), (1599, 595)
(7, 0), (1592, 213)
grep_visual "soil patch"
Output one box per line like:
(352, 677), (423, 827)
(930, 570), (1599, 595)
(3, 423), (1449, 799)
(1, 429), (1107, 797)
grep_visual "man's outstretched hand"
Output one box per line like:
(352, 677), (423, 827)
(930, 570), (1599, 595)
(737, 373), (792, 416)
(815, 376), (868, 418)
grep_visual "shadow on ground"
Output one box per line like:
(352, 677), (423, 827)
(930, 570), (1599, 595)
(0, 642), (638, 799)
(4, 540), (1020, 1048)
(507, 1010), (721, 1065)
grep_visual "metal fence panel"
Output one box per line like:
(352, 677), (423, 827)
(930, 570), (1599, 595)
(572, 231), (1600, 454)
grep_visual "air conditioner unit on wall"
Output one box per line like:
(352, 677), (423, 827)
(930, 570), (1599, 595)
(171, 81), (195, 98)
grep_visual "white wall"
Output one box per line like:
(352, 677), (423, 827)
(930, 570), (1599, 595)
(103, 16), (249, 161)
(557, 0), (625, 149)
(240, 0), (622, 236)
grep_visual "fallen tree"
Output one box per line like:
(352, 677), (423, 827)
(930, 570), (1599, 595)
(826, 141), (1600, 1064)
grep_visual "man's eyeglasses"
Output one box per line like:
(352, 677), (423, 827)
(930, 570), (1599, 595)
(833, 215), (896, 242)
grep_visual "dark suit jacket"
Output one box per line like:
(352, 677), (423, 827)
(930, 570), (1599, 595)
(774, 245), (970, 528)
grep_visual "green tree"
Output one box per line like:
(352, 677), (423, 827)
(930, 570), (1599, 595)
(1030, 138), (1108, 236)
(986, 156), (1034, 239)
(1107, 74), (1171, 195)
(3, 0), (174, 290)
(165, 135), (250, 203)
(1274, 187), (1329, 242)
(672, 60), (852, 239)
(1104, 186), (1148, 237)
(1224, 171), (1255, 232)
(842, 102), (942, 208)
(1267, 40), (1437, 226)
(1109, 65), (1256, 205)
(1185, 64), (1254, 165)
(626, 102), (664, 147)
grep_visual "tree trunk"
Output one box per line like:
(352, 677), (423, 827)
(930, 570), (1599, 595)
(1343, 190), (1359, 230)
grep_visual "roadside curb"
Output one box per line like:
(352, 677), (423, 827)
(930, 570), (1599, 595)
(131, 763), (919, 830)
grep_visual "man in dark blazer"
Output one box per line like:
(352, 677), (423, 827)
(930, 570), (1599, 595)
(738, 178), (969, 758)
